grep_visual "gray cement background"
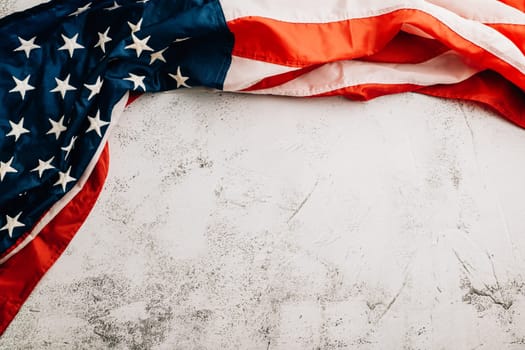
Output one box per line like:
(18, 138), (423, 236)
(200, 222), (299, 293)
(3, 1), (525, 349)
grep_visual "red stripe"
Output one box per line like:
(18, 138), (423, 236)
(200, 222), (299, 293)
(127, 91), (143, 105)
(0, 144), (109, 335)
(419, 70), (525, 127)
(243, 64), (321, 92)
(314, 82), (423, 101)
(360, 32), (449, 64)
(227, 10), (525, 91)
(228, 13), (402, 67)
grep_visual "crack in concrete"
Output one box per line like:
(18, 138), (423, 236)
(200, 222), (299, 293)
(453, 249), (474, 274)
(485, 251), (511, 307)
(455, 250), (513, 310)
(468, 287), (513, 310)
(460, 105), (475, 141)
(375, 269), (410, 323)
(287, 179), (319, 223)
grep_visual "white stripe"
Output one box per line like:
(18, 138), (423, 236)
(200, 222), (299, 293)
(425, 0), (525, 23)
(220, 0), (525, 25)
(220, 0), (525, 76)
(0, 93), (129, 266)
(244, 51), (480, 96)
(224, 56), (301, 91)
(401, 23), (438, 39)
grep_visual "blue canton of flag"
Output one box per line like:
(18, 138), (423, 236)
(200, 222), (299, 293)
(0, 0), (233, 255)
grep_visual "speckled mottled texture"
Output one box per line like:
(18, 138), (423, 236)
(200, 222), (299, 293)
(3, 2), (525, 349)
(2, 89), (525, 349)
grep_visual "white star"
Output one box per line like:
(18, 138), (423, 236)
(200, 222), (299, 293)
(54, 166), (76, 192)
(94, 27), (112, 53)
(50, 74), (77, 99)
(6, 117), (30, 142)
(0, 213), (25, 239)
(169, 66), (191, 88)
(125, 33), (153, 57)
(9, 75), (35, 100)
(69, 2), (91, 16)
(61, 136), (77, 159)
(47, 116), (67, 140)
(31, 157), (55, 178)
(14, 36), (41, 58)
(105, 1), (121, 10)
(84, 77), (103, 100)
(127, 18), (143, 33)
(137, 0), (149, 3)
(124, 73), (146, 91)
(0, 157), (17, 181)
(149, 47), (168, 65)
(58, 33), (84, 58)
(86, 110), (110, 137)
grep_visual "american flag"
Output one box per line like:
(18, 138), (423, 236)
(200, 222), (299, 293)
(0, 0), (524, 334)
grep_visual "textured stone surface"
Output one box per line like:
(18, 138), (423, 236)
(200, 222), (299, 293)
(3, 2), (525, 350)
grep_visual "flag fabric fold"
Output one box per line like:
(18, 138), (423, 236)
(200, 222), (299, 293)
(0, 0), (523, 334)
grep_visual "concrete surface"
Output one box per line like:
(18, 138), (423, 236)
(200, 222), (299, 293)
(3, 1), (525, 349)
